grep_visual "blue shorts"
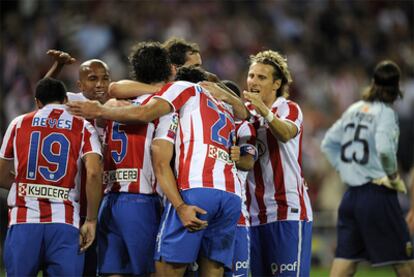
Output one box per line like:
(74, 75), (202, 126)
(250, 220), (312, 276)
(4, 223), (84, 276)
(336, 183), (413, 266)
(155, 188), (241, 269)
(97, 192), (161, 275)
(224, 225), (250, 276)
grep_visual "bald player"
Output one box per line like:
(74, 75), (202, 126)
(45, 50), (111, 105)
(45, 50), (110, 276)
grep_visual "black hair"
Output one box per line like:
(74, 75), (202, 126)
(362, 60), (403, 103)
(35, 78), (67, 105)
(129, 41), (172, 84)
(163, 37), (200, 66)
(175, 66), (208, 83)
(221, 80), (241, 97)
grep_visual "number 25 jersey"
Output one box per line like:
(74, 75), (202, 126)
(321, 100), (399, 186)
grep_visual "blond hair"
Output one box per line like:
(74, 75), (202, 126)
(249, 50), (292, 98)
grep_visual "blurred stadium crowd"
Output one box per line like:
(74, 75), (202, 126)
(1, 0), (413, 267)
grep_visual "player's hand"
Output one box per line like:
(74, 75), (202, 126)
(406, 209), (414, 235)
(67, 100), (103, 119)
(176, 203), (208, 232)
(373, 175), (406, 193)
(200, 81), (227, 101)
(230, 146), (240, 162)
(243, 91), (267, 115)
(79, 219), (97, 252)
(47, 49), (76, 65)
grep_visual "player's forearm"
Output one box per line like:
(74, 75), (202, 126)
(267, 117), (297, 143)
(84, 154), (103, 221)
(101, 105), (150, 123)
(85, 168), (102, 221)
(218, 88), (248, 120)
(154, 164), (184, 208)
(44, 61), (65, 79)
(0, 159), (14, 189)
(108, 80), (159, 99)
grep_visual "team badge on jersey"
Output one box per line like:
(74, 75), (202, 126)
(167, 113), (179, 140)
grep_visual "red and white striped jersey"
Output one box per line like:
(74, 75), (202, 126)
(67, 92), (104, 220)
(246, 97), (313, 226)
(236, 120), (257, 226)
(103, 94), (177, 194)
(0, 104), (102, 228)
(155, 81), (241, 197)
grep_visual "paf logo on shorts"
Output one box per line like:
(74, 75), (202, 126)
(271, 261), (297, 275)
(234, 260), (249, 271)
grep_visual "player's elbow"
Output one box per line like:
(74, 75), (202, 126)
(376, 143), (394, 158)
(108, 82), (121, 98)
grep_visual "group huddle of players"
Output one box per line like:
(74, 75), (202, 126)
(0, 38), (313, 277)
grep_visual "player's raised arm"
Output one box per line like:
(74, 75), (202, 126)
(44, 49), (76, 79)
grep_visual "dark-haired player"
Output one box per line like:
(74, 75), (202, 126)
(322, 60), (414, 277)
(0, 78), (102, 276)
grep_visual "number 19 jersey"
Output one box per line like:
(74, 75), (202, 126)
(0, 104), (102, 228)
(155, 81), (241, 197)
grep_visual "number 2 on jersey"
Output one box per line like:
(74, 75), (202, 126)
(27, 132), (70, 182)
(340, 124), (369, 164)
(207, 99), (234, 148)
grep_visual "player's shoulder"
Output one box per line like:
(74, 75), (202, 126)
(67, 92), (87, 101)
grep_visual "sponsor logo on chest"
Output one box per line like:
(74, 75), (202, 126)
(18, 183), (69, 200)
(104, 168), (138, 183)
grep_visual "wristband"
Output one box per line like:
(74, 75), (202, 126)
(86, 217), (97, 222)
(264, 110), (275, 122)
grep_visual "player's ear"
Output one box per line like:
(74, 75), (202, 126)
(63, 95), (68, 104)
(77, 80), (83, 91)
(35, 98), (43, 109)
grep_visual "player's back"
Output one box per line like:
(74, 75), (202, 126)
(323, 100), (399, 186)
(104, 94), (156, 194)
(157, 81), (240, 196)
(3, 104), (99, 228)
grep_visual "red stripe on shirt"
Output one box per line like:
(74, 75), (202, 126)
(253, 162), (267, 224)
(16, 188), (27, 223)
(171, 87), (196, 111)
(64, 200), (74, 225)
(39, 199), (52, 222)
(286, 102), (299, 122)
(267, 132), (288, 220)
